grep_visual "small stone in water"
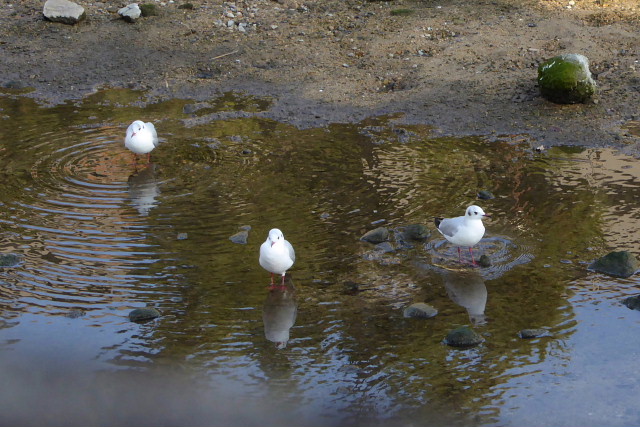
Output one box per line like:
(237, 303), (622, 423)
(519, 328), (549, 339)
(588, 250), (639, 278)
(342, 281), (362, 295)
(65, 309), (86, 319)
(403, 302), (438, 319)
(444, 326), (484, 347)
(477, 190), (495, 200)
(374, 241), (395, 253)
(128, 307), (161, 322)
(478, 254), (491, 268)
(0, 253), (21, 268)
(177, 232), (188, 240)
(622, 295), (640, 311)
(402, 223), (430, 240)
(229, 229), (249, 244)
(361, 227), (389, 244)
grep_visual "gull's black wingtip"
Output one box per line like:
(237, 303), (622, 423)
(434, 217), (443, 228)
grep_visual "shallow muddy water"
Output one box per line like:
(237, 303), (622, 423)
(1, 90), (640, 427)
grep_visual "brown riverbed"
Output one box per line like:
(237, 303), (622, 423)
(0, 0), (639, 148)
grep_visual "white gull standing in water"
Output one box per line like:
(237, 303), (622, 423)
(259, 228), (295, 287)
(124, 120), (158, 165)
(434, 205), (490, 265)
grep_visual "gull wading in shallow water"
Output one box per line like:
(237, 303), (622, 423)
(259, 228), (296, 287)
(434, 205), (490, 265)
(125, 120), (159, 166)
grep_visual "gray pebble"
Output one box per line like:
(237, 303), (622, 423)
(403, 302), (438, 319)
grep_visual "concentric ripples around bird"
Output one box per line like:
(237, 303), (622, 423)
(1, 90), (640, 427)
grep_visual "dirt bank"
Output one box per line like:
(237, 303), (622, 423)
(1, 0), (639, 150)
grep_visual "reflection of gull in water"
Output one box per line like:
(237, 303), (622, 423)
(262, 276), (297, 349)
(442, 269), (487, 325)
(127, 164), (160, 216)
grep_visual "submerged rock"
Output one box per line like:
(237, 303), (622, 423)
(478, 254), (492, 268)
(43, 0), (86, 25)
(0, 253), (21, 268)
(444, 326), (484, 347)
(622, 295), (640, 311)
(403, 302), (438, 319)
(519, 328), (549, 339)
(361, 227), (389, 244)
(229, 225), (251, 244)
(119, 3), (142, 22)
(538, 53), (596, 104)
(342, 281), (362, 295)
(477, 190), (495, 200)
(374, 241), (395, 253)
(229, 230), (249, 244)
(129, 307), (161, 322)
(402, 224), (430, 240)
(65, 309), (86, 319)
(588, 251), (638, 278)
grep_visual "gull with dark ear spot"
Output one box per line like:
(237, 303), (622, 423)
(124, 120), (159, 167)
(259, 228), (296, 288)
(434, 205), (490, 265)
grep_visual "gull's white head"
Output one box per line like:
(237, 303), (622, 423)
(268, 228), (285, 246)
(130, 120), (145, 137)
(465, 205), (489, 220)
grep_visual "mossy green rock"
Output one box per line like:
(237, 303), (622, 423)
(139, 4), (159, 17)
(538, 53), (596, 104)
(589, 251), (638, 278)
(128, 307), (161, 322)
(444, 326), (484, 347)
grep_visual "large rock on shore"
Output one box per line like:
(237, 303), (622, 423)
(43, 0), (86, 25)
(538, 53), (596, 104)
